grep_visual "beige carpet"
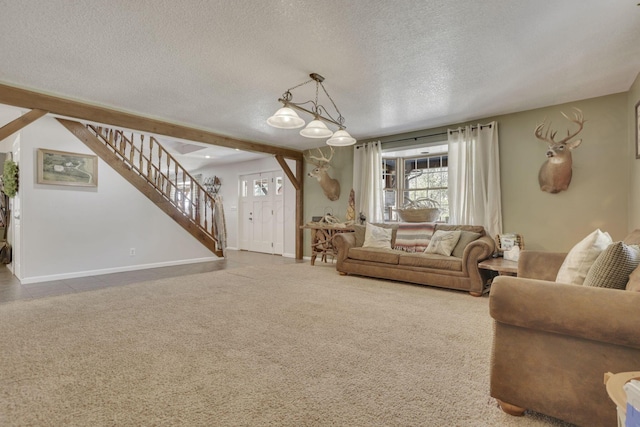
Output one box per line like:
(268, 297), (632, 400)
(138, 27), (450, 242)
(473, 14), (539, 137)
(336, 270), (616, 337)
(0, 263), (573, 426)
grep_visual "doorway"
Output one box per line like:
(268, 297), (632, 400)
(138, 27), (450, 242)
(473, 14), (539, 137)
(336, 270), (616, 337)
(238, 171), (284, 254)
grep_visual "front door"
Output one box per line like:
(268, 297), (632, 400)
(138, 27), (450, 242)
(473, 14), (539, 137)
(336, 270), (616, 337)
(239, 171), (284, 254)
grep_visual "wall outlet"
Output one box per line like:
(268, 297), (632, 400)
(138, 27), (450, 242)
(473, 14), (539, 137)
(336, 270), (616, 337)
(129, 248), (136, 256)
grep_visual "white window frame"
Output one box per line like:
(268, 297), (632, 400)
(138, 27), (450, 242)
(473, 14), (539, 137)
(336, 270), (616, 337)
(382, 145), (449, 223)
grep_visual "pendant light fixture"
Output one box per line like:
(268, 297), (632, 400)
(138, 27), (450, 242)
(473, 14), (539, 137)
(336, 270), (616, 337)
(267, 73), (356, 146)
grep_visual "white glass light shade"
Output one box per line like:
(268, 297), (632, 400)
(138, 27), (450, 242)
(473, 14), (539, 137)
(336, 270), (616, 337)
(299, 119), (333, 138)
(326, 129), (356, 146)
(300, 120), (333, 138)
(267, 107), (305, 129)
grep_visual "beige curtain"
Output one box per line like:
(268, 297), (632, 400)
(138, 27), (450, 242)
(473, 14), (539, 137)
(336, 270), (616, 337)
(447, 122), (502, 237)
(353, 141), (383, 223)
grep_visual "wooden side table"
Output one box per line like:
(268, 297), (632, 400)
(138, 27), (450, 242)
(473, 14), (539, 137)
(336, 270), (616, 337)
(301, 223), (354, 266)
(478, 257), (518, 276)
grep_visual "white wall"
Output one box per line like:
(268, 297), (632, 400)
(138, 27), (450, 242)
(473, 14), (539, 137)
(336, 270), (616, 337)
(192, 156), (297, 257)
(0, 105), (218, 283)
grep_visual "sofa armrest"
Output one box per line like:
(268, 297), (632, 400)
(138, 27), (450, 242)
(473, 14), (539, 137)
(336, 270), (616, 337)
(490, 276), (640, 349)
(461, 236), (495, 294)
(334, 232), (356, 267)
(463, 235), (495, 262)
(517, 250), (566, 280)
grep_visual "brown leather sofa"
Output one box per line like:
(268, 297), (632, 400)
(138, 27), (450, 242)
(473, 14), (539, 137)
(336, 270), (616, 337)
(489, 237), (640, 426)
(333, 224), (495, 296)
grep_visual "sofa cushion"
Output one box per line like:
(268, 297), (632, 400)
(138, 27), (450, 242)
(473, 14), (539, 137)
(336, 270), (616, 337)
(398, 253), (462, 271)
(583, 242), (640, 289)
(353, 223), (398, 247)
(393, 222), (435, 252)
(436, 224), (485, 235)
(451, 231), (481, 258)
(556, 229), (612, 286)
(425, 230), (461, 256)
(363, 223), (393, 249)
(347, 247), (400, 265)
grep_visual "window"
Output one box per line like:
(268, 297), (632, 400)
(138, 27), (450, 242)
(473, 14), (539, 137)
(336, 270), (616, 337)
(253, 178), (269, 196)
(382, 145), (449, 222)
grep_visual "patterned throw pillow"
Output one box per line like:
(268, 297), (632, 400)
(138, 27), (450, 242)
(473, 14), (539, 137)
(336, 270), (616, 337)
(556, 229), (612, 285)
(393, 222), (436, 252)
(583, 242), (640, 289)
(424, 230), (461, 256)
(362, 223), (393, 249)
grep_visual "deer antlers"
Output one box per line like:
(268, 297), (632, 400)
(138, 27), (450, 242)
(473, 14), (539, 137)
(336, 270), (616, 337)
(305, 146), (335, 166)
(534, 108), (585, 145)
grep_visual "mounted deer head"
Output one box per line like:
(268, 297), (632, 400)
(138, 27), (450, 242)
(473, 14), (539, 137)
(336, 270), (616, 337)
(305, 146), (341, 201)
(534, 108), (585, 194)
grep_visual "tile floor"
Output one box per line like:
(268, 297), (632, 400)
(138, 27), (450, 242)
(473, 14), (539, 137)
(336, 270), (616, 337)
(0, 250), (303, 304)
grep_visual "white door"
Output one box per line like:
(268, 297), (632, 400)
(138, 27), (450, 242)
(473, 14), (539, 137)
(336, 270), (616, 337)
(239, 171), (284, 254)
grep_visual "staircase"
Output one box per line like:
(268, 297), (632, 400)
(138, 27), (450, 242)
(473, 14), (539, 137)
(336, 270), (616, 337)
(56, 119), (223, 257)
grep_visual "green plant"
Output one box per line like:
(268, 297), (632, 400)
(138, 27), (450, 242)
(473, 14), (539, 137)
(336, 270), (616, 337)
(3, 159), (19, 197)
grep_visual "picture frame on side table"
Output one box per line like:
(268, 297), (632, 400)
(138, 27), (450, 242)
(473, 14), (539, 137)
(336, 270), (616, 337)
(37, 148), (98, 187)
(636, 100), (640, 159)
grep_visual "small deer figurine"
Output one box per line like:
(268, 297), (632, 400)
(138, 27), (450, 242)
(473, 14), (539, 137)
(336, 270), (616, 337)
(534, 108), (586, 194)
(305, 146), (341, 201)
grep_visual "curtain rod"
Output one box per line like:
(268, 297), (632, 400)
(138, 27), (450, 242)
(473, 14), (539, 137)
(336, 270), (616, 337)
(355, 131), (448, 149)
(448, 123), (493, 134)
(355, 122), (494, 148)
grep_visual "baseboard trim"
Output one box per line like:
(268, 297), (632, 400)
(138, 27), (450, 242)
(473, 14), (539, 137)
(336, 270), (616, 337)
(20, 257), (222, 285)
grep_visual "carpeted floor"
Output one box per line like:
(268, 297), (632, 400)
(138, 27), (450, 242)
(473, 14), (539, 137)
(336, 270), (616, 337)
(0, 263), (574, 426)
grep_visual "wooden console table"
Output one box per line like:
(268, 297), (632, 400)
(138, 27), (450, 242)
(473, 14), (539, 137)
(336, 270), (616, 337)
(301, 223), (354, 266)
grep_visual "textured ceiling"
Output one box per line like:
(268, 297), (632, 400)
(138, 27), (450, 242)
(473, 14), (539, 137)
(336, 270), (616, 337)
(1, 0), (639, 167)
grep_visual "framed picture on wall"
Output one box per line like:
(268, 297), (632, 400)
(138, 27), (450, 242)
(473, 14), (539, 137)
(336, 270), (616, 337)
(37, 148), (98, 187)
(636, 100), (640, 159)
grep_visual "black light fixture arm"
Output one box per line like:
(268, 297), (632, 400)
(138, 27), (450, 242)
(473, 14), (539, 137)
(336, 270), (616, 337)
(277, 73), (347, 129)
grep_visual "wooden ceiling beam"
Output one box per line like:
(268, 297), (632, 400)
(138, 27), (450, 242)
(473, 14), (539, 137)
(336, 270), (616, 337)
(0, 108), (48, 142)
(0, 83), (302, 160)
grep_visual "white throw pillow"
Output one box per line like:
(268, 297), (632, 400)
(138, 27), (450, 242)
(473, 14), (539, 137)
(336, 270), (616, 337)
(363, 223), (393, 249)
(424, 230), (461, 256)
(555, 229), (612, 285)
